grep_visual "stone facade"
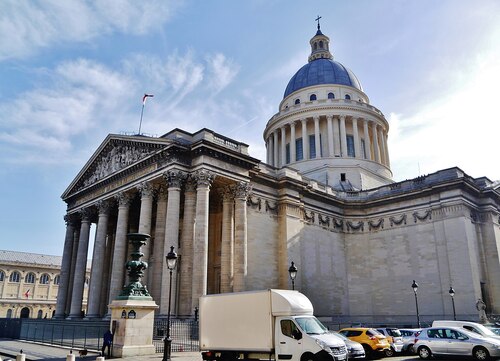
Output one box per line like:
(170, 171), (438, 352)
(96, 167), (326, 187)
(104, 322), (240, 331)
(0, 250), (89, 318)
(56, 26), (500, 325)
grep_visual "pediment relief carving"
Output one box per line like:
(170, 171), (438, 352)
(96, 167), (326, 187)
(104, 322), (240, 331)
(77, 141), (160, 191)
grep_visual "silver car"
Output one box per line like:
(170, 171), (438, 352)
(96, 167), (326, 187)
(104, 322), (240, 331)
(333, 332), (365, 359)
(414, 326), (500, 360)
(399, 328), (421, 354)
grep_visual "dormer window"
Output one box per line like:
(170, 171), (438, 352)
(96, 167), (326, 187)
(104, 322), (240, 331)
(345, 94), (351, 100)
(310, 94), (317, 101)
(328, 92), (335, 99)
(295, 99), (300, 105)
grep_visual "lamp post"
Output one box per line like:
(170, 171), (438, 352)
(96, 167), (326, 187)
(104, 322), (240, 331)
(411, 280), (421, 328)
(288, 261), (298, 290)
(163, 246), (178, 361)
(449, 286), (456, 320)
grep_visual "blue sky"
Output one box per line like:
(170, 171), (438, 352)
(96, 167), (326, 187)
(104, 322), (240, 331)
(1, 0), (499, 256)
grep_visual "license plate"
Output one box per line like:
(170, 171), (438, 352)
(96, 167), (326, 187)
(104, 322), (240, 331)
(336, 355), (346, 361)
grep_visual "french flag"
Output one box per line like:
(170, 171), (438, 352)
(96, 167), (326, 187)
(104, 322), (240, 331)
(142, 94), (154, 105)
(24, 289), (30, 298)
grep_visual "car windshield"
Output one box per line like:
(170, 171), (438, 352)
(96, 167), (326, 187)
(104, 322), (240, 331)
(295, 317), (328, 335)
(367, 329), (383, 337)
(333, 332), (349, 342)
(388, 329), (402, 337)
(485, 325), (500, 336)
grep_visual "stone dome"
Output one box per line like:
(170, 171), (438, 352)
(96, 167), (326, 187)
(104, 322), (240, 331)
(283, 58), (363, 98)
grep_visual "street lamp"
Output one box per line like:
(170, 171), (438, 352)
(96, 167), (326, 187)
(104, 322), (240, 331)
(163, 246), (178, 361)
(288, 261), (298, 290)
(449, 286), (456, 320)
(411, 280), (421, 328)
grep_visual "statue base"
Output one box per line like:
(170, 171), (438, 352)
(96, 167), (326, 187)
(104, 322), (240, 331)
(109, 298), (158, 357)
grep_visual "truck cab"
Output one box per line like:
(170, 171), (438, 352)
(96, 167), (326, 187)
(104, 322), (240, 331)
(200, 289), (347, 361)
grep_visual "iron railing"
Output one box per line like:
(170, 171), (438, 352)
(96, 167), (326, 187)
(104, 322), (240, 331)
(153, 319), (199, 353)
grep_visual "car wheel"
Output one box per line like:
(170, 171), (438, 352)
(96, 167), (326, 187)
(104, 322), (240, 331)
(362, 344), (373, 360)
(384, 347), (395, 357)
(300, 352), (316, 361)
(418, 346), (432, 360)
(473, 346), (490, 361)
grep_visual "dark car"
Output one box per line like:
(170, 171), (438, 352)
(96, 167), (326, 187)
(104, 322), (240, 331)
(333, 331), (365, 359)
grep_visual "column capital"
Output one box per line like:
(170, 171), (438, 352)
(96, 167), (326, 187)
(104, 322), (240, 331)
(193, 169), (215, 188)
(164, 169), (187, 188)
(154, 184), (167, 200)
(64, 213), (78, 227)
(115, 192), (133, 207)
(313, 115), (320, 121)
(339, 114), (346, 120)
(184, 175), (197, 193)
(289, 120), (296, 127)
(221, 185), (235, 201)
(96, 200), (112, 215)
(326, 114), (333, 121)
(233, 181), (252, 200)
(78, 207), (94, 222)
(137, 181), (154, 198)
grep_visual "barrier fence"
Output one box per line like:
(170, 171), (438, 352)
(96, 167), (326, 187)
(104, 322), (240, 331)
(0, 318), (199, 354)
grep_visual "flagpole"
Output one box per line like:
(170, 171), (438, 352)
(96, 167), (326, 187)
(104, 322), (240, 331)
(138, 103), (145, 135)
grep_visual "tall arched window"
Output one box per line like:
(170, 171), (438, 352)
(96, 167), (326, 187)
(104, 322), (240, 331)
(25, 272), (35, 284)
(37, 310), (43, 319)
(328, 92), (335, 99)
(0, 270), (5, 281)
(309, 94), (317, 101)
(6, 309), (12, 318)
(319, 40), (324, 48)
(9, 271), (20, 283)
(40, 274), (50, 285)
(54, 275), (60, 285)
(313, 43), (317, 50)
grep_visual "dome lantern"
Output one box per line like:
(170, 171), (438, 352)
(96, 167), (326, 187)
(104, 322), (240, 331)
(308, 16), (333, 62)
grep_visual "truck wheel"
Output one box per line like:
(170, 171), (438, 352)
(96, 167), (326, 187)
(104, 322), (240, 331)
(300, 352), (316, 361)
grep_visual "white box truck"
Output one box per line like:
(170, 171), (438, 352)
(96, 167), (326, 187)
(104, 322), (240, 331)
(200, 289), (347, 361)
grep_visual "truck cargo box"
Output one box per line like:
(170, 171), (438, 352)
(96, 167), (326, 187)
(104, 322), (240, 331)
(200, 289), (313, 352)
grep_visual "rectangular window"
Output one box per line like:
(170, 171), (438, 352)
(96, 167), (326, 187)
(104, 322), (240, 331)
(286, 143), (290, 164)
(361, 139), (366, 159)
(309, 135), (316, 159)
(296, 138), (303, 161)
(346, 135), (355, 157)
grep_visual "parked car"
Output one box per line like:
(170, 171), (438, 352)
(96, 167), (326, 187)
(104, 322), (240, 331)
(432, 320), (500, 341)
(338, 327), (390, 357)
(414, 326), (500, 360)
(399, 328), (421, 354)
(376, 327), (404, 356)
(333, 331), (365, 359)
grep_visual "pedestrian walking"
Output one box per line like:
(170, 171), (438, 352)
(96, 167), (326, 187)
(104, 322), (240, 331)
(101, 329), (113, 358)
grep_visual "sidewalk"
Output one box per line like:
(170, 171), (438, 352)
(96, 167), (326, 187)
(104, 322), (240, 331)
(0, 339), (202, 361)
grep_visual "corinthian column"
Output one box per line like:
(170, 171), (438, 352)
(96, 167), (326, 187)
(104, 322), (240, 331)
(86, 200), (111, 318)
(137, 182), (154, 285)
(69, 208), (93, 318)
(339, 115), (348, 157)
(107, 192), (132, 312)
(191, 169), (215, 309)
(160, 169), (186, 315)
(372, 123), (381, 162)
(150, 185), (167, 306)
(233, 181), (251, 292)
(352, 117), (361, 158)
(220, 186), (234, 293)
(290, 122), (296, 163)
(314, 116), (320, 158)
(281, 126), (286, 166)
(179, 177), (197, 316)
(54, 214), (77, 318)
(301, 119), (309, 160)
(363, 119), (372, 160)
(327, 115), (334, 157)
(333, 116), (341, 156)
(273, 131), (279, 167)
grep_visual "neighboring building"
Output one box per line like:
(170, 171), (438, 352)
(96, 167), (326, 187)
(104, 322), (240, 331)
(0, 250), (89, 319)
(56, 24), (500, 324)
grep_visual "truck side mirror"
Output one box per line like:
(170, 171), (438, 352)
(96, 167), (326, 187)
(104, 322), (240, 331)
(292, 329), (302, 340)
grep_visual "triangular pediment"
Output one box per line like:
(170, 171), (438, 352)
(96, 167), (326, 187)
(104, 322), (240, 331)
(62, 134), (171, 199)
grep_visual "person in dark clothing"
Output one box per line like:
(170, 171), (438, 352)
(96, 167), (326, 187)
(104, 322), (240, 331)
(101, 329), (113, 358)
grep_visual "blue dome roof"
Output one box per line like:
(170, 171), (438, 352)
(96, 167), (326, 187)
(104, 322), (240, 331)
(284, 58), (362, 98)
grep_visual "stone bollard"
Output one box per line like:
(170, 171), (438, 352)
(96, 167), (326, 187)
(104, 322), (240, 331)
(66, 353), (76, 361)
(96, 357), (105, 361)
(16, 351), (26, 361)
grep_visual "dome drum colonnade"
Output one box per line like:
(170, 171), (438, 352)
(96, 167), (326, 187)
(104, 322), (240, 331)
(55, 156), (253, 320)
(264, 23), (392, 189)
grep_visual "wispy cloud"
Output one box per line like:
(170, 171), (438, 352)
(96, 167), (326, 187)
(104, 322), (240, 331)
(0, 0), (180, 61)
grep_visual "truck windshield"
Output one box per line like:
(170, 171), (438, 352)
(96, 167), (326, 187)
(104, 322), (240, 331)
(295, 317), (328, 335)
